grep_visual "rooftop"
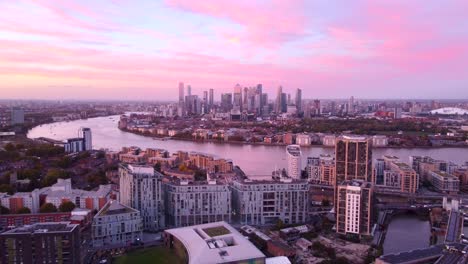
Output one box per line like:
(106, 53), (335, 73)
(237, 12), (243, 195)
(95, 200), (138, 217)
(165, 221), (265, 264)
(2, 222), (78, 235)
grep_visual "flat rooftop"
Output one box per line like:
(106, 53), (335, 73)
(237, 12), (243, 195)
(165, 221), (265, 264)
(2, 222), (78, 235)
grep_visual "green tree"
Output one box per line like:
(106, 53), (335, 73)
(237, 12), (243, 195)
(321, 199), (331, 207)
(40, 203), (58, 213)
(0, 205), (10, 214)
(154, 162), (162, 173)
(0, 184), (14, 194)
(4, 143), (16, 152)
(194, 169), (207, 181)
(16, 207), (31, 214)
(42, 169), (70, 187)
(59, 201), (76, 212)
(56, 156), (72, 168)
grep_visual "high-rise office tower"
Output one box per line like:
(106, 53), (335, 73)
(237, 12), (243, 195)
(256, 84), (262, 95)
(119, 164), (165, 231)
(335, 135), (372, 185)
(281, 93), (287, 113)
(233, 84), (243, 111)
(221, 93), (233, 112)
(348, 96), (355, 114)
(287, 94), (291, 105)
(203, 91), (208, 113)
(209, 89), (214, 107)
(336, 180), (373, 236)
(295, 89), (302, 113)
(243, 87), (249, 107)
(82, 127), (92, 151)
(286, 145), (302, 179)
(187, 85), (192, 97)
(275, 86), (283, 113)
(178, 82), (184, 103)
(313, 100), (321, 116)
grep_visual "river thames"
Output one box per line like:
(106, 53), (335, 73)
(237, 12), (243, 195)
(28, 115), (468, 176)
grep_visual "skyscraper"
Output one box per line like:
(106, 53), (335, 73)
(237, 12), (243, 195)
(221, 93), (233, 112)
(295, 88), (302, 113)
(187, 85), (192, 97)
(286, 145), (302, 179)
(178, 82), (184, 103)
(233, 84), (243, 111)
(275, 86), (283, 113)
(335, 135), (373, 185)
(348, 96), (355, 114)
(209, 89), (214, 107)
(203, 91), (208, 113)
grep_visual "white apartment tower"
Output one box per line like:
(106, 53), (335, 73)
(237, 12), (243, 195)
(286, 145), (302, 179)
(82, 127), (92, 151)
(119, 164), (165, 231)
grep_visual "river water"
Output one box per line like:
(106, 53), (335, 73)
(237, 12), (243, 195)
(383, 214), (431, 254)
(27, 115), (468, 175)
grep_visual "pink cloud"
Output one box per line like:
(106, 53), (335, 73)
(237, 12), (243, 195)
(164, 0), (308, 47)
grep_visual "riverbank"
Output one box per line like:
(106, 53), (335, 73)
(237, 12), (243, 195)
(27, 115), (468, 175)
(120, 128), (468, 149)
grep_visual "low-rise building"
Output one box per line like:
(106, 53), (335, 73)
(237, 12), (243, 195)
(92, 200), (142, 248)
(372, 135), (388, 147)
(296, 134), (311, 146)
(231, 178), (309, 225)
(163, 221), (266, 264)
(428, 170), (460, 193)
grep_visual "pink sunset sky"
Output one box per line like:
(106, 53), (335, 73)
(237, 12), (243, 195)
(1, 0), (467, 100)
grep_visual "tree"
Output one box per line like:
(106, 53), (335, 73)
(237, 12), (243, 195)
(42, 169), (70, 187)
(40, 203), (58, 213)
(56, 156), (72, 168)
(0, 205), (10, 214)
(321, 199), (331, 207)
(0, 184), (14, 194)
(59, 201), (76, 212)
(4, 143), (16, 152)
(194, 169), (207, 181)
(16, 207), (31, 214)
(154, 162), (162, 173)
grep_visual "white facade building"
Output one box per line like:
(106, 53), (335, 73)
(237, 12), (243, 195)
(296, 134), (311, 146)
(286, 145), (302, 179)
(93, 200), (143, 247)
(82, 128), (92, 151)
(119, 164), (165, 231)
(231, 178), (309, 225)
(164, 180), (231, 227)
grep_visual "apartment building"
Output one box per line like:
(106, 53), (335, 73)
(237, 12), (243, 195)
(119, 164), (165, 231)
(286, 145), (302, 179)
(0, 222), (81, 264)
(427, 171), (460, 194)
(92, 200), (143, 247)
(336, 180), (373, 236)
(164, 179), (231, 227)
(231, 178), (309, 225)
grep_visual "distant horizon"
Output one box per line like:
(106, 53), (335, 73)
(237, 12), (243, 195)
(1, 1), (468, 99)
(1, 96), (468, 103)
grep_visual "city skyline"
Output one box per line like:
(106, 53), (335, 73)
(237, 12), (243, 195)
(1, 0), (468, 100)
